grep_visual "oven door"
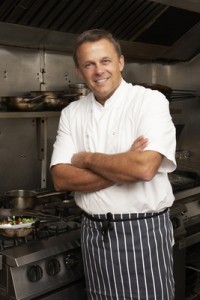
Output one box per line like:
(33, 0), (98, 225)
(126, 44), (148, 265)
(34, 280), (87, 300)
(174, 226), (200, 300)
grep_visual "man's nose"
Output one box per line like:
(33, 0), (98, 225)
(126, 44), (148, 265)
(95, 64), (104, 74)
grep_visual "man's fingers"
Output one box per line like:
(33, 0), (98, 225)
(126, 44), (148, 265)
(130, 136), (148, 151)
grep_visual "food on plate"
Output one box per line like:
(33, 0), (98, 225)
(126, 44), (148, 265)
(0, 216), (36, 226)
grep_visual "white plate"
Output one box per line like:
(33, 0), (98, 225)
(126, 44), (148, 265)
(0, 222), (34, 229)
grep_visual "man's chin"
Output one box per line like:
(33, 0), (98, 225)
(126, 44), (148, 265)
(94, 91), (113, 103)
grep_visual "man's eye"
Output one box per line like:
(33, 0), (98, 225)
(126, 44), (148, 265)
(102, 59), (110, 64)
(84, 63), (93, 69)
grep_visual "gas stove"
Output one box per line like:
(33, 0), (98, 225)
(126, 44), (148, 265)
(0, 195), (86, 300)
(169, 170), (200, 300)
(0, 230), (84, 300)
(171, 190), (200, 238)
(169, 170), (200, 193)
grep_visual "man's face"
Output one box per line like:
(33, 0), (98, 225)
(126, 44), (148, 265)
(76, 39), (124, 104)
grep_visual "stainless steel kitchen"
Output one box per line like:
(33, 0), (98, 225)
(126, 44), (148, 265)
(0, 1), (200, 299)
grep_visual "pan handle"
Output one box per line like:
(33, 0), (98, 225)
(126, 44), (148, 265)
(10, 209), (61, 221)
(24, 95), (44, 103)
(36, 191), (67, 199)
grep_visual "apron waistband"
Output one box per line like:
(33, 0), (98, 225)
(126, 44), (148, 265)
(82, 208), (169, 238)
(83, 208), (168, 222)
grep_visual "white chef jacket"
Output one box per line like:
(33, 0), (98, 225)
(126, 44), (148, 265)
(50, 79), (176, 214)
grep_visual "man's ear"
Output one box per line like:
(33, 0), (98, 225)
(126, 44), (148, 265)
(119, 55), (125, 72)
(75, 67), (83, 79)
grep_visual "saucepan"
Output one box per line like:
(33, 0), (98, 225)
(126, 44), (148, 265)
(30, 91), (65, 108)
(4, 189), (66, 210)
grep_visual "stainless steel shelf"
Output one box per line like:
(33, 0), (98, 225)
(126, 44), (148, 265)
(0, 111), (61, 118)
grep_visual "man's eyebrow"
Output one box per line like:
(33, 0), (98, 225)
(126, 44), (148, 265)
(81, 60), (93, 65)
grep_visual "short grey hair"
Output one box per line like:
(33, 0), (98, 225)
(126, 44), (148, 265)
(73, 29), (122, 67)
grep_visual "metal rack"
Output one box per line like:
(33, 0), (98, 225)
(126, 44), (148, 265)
(170, 90), (200, 101)
(0, 111), (60, 118)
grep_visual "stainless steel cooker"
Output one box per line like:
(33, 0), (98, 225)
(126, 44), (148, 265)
(0, 192), (86, 300)
(169, 170), (200, 300)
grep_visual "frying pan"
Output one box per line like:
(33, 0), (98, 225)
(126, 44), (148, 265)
(0, 218), (36, 237)
(0, 226), (35, 237)
(30, 91), (80, 109)
(3, 95), (44, 111)
(0, 209), (61, 237)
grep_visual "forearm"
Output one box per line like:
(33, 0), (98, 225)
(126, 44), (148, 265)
(71, 150), (163, 183)
(51, 163), (113, 192)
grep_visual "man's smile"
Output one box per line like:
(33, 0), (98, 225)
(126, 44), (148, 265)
(94, 78), (109, 83)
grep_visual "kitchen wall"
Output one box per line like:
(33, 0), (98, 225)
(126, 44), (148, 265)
(0, 45), (199, 194)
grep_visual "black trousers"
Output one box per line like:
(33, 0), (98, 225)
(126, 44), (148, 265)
(81, 210), (174, 300)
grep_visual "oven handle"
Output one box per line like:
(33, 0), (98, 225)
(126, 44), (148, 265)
(178, 231), (200, 249)
(185, 231), (200, 247)
(0, 255), (2, 270)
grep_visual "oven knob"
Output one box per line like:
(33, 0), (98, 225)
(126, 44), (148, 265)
(171, 217), (180, 229)
(64, 252), (80, 269)
(46, 259), (60, 276)
(27, 265), (43, 282)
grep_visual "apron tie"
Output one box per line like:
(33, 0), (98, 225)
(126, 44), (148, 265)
(101, 212), (113, 236)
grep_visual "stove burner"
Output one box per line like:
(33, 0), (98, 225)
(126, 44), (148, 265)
(169, 170), (200, 192)
(47, 220), (81, 235)
(0, 218), (81, 250)
(0, 230), (39, 250)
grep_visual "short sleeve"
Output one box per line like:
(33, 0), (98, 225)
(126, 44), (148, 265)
(138, 89), (176, 173)
(50, 108), (76, 167)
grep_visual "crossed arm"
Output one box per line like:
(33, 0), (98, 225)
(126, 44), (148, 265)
(51, 136), (163, 192)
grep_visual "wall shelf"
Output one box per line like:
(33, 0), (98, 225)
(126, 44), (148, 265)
(0, 111), (61, 118)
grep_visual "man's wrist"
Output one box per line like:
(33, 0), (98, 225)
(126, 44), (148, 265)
(85, 152), (93, 168)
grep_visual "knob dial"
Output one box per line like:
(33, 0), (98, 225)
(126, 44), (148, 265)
(46, 259), (60, 276)
(171, 216), (180, 229)
(27, 265), (43, 282)
(64, 252), (80, 269)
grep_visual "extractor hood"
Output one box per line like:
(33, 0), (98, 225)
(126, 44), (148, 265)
(0, 0), (199, 62)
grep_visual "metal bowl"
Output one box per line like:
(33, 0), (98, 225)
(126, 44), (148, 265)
(1, 226), (34, 237)
(68, 83), (90, 96)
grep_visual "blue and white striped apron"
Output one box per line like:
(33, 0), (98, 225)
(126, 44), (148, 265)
(81, 209), (174, 300)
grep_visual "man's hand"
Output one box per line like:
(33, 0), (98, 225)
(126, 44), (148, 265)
(130, 135), (148, 152)
(71, 151), (89, 169)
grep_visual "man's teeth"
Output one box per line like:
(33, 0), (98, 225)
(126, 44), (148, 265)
(96, 79), (107, 83)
